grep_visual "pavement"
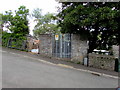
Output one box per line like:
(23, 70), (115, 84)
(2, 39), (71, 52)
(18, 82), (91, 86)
(1, 46), (118, 88)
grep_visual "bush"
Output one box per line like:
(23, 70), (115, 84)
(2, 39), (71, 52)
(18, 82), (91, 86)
(2, 32), (27, 50)
(2, 32), (12, 46)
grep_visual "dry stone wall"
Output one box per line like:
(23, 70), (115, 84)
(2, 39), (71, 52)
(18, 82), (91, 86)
(89, 53), (115, 70)
(39, 34), (52, 57)
(71, 34), (88, 63)
(112, 45), (119, 59)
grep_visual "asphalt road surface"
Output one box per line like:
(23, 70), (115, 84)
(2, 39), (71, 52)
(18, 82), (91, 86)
(1, 48), (118, 88)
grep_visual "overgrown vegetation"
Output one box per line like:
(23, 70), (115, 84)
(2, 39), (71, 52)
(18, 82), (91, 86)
(1, 6), (61, 49)
(32, 8), (61, 36)
(57, 2), (120, 53)
(1, 6), (29, 48)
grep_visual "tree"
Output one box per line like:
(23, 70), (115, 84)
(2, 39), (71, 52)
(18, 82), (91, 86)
(1, 6), (29, 37)
(57, 2), (120, 52)
(1, 6), (30, 47)
(0, 13), (2, 36)
(32, 8), (60, 36)
(0, 11), (13, 32)
(10, 6), (29, 36)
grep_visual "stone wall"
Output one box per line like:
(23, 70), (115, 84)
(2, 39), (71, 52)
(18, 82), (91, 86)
(89, 53), (115, 70)
(39, 34), (52, 57)
(38, 34), (88, 63)
(112, 45), (119, 59)
(27, 37), (39, 51)
(37, 34), (116, 71)
(71, 34), (88, 63)
(27, 37), (34, 51)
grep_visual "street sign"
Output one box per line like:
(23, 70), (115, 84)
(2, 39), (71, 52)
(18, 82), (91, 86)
(55, 35), (59, 40)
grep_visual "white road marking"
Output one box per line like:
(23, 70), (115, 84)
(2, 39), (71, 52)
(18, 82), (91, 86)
(0, 50), (7, 53)
(102, 74), (118, 79)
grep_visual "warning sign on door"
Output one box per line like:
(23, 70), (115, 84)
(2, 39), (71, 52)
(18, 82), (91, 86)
(55, 35), (59, 40)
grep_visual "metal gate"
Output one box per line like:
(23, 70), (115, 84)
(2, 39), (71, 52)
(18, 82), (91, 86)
(52, 33), (71, 58)
(7, 38), (28, 51)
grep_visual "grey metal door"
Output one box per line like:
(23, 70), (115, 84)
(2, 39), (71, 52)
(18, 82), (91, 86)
(52, 33), (71, 58)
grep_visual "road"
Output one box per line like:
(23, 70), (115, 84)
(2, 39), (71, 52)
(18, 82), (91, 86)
(1, 48), (118, 88)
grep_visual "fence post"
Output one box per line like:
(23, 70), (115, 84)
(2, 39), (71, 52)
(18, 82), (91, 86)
(60, 34), (62, 58)
(7, 38), (11, 48)
(52, 34), (54, 56)
(87, 41), (89, 67)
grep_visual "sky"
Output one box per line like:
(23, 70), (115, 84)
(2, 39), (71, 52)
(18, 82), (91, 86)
(0, 0), (61, 35)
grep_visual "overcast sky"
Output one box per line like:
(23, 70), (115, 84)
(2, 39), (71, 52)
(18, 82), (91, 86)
(0, 0), (61, 35)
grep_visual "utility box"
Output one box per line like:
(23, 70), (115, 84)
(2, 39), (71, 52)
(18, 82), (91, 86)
(83, 58), (88, 66)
